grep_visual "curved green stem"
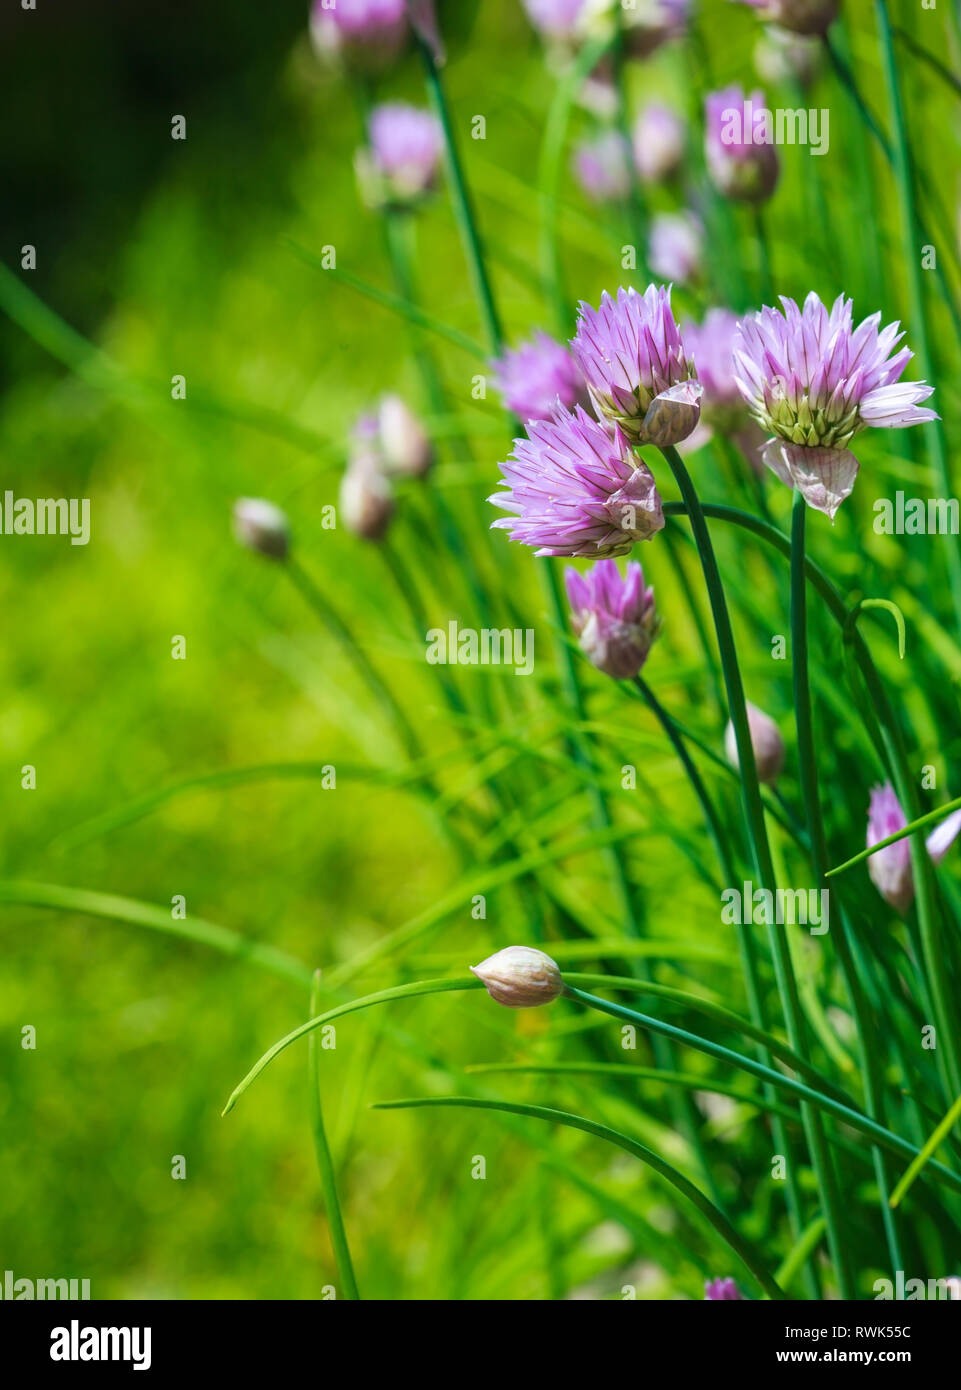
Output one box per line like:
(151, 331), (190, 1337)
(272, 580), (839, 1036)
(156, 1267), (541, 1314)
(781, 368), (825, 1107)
(308, 972), (360, 1300)
(374, 1096), (785, 1300)
(667, 495), (961, 1106)
(791, 491), (900, 1279)
(659, 446), (847, 1292)
(874, 0), (961, 633)
(285, 558), (421, 761)
(635, 672), (820, 1293)
(220, 972), (961, 1201)
(560, 984), (961, 1194)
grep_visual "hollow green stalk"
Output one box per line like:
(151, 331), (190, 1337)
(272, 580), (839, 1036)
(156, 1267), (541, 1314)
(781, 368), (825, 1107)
(375, 1096), (785, 1301)
(658, 443), (850, 1296)
(667, 496), (961, 1114)
(791, 491), (902, 1275)
(285, 556), (421, 761)
(873, 3), (961, 630)
(635, 673), (819, 1295)
(308, 971), (359, 1300)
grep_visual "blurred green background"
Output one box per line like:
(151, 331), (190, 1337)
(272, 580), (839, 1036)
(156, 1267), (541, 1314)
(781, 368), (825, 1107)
(2, 0), (961, 1299)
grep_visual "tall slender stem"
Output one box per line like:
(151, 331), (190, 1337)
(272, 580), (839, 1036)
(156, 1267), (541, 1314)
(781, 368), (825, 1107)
(308, 971), (360, 1300)
(790, 490), (902, 1276)
(659, 444), (851, 1296)
(874, 1), (961, 632)
(285, 557), (421, 760)
(416, 36), (502, 349)
(633, 675), (819, 1295)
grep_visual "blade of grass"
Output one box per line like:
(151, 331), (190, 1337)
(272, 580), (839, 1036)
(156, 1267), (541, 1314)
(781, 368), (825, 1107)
(371, 1095), (786, 1300)
(0, 880), (311, 988)
(308, 971), (359, 1299)
(889, 1092), (961, 1209)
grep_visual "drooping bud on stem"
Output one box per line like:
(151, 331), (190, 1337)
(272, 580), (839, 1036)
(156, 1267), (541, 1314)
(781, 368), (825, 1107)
(724, 701), (784, 785)
(470, 945), (563, 1008)
(233, 498), (290, 560)
(340, 454), (395, 541)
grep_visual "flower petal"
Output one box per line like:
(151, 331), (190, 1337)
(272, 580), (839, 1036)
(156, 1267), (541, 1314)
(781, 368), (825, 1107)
(761, 441), (859, 521)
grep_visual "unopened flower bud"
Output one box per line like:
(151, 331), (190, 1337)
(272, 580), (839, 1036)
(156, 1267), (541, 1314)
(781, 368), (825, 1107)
(357, 102), (443, 210)
(633, 102), (686, 184)
(377, 394), (433, 477)
(470, 945), (563, 1009)
(739, 0), (838, 36)
(340, 455), (394, 541)
(642, 379), (703, 447)
(309, 0), (410, 74)
(753, 25), (821, 86)
(865, 782), (961, 914)
(233, 498), (290, 560)
(705, 86), (780, 204)
(565, 558), (660, 680)
(724, 702), (784, 785)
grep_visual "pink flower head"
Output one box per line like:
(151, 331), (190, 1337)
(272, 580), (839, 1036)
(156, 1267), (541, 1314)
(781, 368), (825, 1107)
(682, 308), (766, 461)
(565, 558), (660, 679)
(310, 0), (410, 69)
(867, 783), (961, 914)
(489, 402), (665, 557)
(491, 332), (589, 423)
(571, 285), (702, 445)
(522, 0), (588, 37)
(705, 85), (780, 203)
(705, 1277), (744, 1300)
(736, 0), (838, 36)
(633, 102), (686, 184)
(648, 211), (703, 285)
(683, 309), (743, 418)
(361, 102), (443, 203)
(572, 130), (633, 203)
(732, 292), (938, 518)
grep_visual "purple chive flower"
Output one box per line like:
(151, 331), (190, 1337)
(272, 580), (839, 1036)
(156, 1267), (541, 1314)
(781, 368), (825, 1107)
(732, 292), (938, 519)
(648, 212), (703, 286)
(309, 0), (410, 69)
(489, 402), (664, 557)
(353, 396), (433, 478)
(866, 784), (961, 915)
(683, 309), (744, 420)
(705, 85), (780, 203)
(571, 285), (702, 446)
(682, 308), (766, 462)
(572, 130), (633, 203)
(491, 332), (589, 422)
(736, 0), (839, 36)
(565, 558), (660, 679)
(522, 0), (588, 37)
(357, 102), (443, 206)
(633, 102), (685, 184)
(705, 1277), (744, 1301)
